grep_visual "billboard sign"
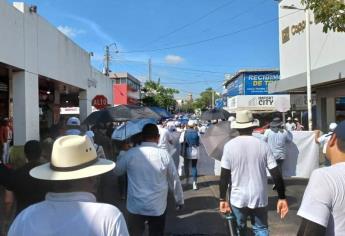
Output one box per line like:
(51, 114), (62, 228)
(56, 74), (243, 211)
(244, 72), (280, 95)
(227, 95), (290, 111)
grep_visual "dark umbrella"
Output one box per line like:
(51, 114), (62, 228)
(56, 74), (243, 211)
(200, 121), (239, 161)
(83, 105), (161, 125)
(200, 108), (231, 121)
(149, 106), (172, 119)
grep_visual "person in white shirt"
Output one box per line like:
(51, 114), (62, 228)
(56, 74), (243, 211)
(219, 110), (289, 236)
(298, 120), (345, 236)
(285, 117), (296, 131)
(263, 117), (293, 173)
(180, 120), (200, 190)
(315, 122), (337, 166)
(167, 121), (181, 170)
(64, 116), (82, 135)
(158, 121), (173, 152)
(8, 135), (129, 236)
(115, 123), (184, 236)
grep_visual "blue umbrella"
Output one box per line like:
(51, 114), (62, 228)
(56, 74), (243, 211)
(112, 118), (157, 141)
(149, 107), (172, 119)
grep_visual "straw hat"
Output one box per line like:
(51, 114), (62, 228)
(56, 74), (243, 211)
(231, 110), (259, 129)
(30, 135), (115, 181)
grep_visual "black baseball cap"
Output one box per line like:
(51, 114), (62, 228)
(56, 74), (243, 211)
(334, 120), (345, 140)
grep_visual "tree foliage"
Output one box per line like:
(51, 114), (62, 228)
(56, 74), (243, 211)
(141, 80), (179, 109)
(193, 87), (220, 111)
(301, 0), (345, 32)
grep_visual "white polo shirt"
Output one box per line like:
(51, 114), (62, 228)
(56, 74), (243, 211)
(221, 136), (277, 209)
(8, 192), (129, 236)
(298, 163), (345, 236)
(114, 142), (184, 216)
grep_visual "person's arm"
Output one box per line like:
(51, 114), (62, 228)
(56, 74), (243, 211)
(113, 152), (128, 176)
(297, 218), (326, 236)
(314, 130), (321, 144)
(265, 145), (289, 218)
(268, 166), (286, 199)
(285, 130), (293, 143)
(166, 152), (184, 206)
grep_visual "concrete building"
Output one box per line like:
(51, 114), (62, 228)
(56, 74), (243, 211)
(269, 0), (345, 130)
(223, 69), (290, 112)
(0, 1), (113, 144)
(110, 72), (141, 105)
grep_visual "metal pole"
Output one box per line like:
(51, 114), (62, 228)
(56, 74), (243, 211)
(105, 45), (110, 76)
(149, 58), (151, 81)
(305, 9), (312, 131)
(212, 90), (215, 109)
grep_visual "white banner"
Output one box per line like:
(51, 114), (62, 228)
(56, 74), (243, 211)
(198, 131), (319, 178)
(227, 95), (290, 111)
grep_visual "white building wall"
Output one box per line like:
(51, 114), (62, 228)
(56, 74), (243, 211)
(279, 0), (345, 80)
(0, 0), (113, 144)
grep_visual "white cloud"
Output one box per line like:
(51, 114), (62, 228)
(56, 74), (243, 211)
(66, 15), (113, 43)
(164, 55), (184, 64)
(57, 25), (83, 38)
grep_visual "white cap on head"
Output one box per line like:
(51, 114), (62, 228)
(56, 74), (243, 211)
(329, 122), (337, 132)
(287, 117), (292, 121)
(187, 120), (195, 127)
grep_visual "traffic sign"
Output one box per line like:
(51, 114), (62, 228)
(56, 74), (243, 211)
(92, 95), (108, 110)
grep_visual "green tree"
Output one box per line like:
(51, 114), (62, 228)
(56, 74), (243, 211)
(141, 80), (179, 110)
(193, 87), (220, 111)
(301, 0), (345, 32)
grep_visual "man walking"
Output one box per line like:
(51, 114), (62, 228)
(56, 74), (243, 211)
(297, 120), (345, 235)
(115, 123), (184, 236)
(8, 135), (129, 236)
(180, 120), (200, 190)
(0, 140), (50, 215)
(263, 117), (293, 173)
(219, 110), (289, 236)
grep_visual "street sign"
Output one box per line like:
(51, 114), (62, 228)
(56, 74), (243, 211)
(92, 95), (108, 110)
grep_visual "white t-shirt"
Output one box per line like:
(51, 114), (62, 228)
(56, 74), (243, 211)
(8, 192), (129, 236)
(285, 122), (296, 131)
(221, 136), (277, 209)
(298, 163), (345, 236)
(158, 126), (173, 151)
(114, 142), (184, 216)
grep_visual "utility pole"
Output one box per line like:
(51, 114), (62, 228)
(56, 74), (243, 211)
(212, 90), (215, 109)
(104, 45), (110, 76)
(148, 58), (152, 81)
(305, 9), (313, 131)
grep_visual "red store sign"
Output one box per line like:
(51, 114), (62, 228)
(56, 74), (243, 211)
(92, 95), (108, 109)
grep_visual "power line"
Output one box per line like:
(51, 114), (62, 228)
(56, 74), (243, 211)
(199, 0), (268, 34)
(140, 0), (236, 48)
(111, 59), (227, 74)
(119, 10), (300, 54)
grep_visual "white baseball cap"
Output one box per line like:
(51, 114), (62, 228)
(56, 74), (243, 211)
(329, 122), (337, 132)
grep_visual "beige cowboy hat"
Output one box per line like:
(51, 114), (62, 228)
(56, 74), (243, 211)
(231, 110), (260, 129)
(30, 135), (115, 181)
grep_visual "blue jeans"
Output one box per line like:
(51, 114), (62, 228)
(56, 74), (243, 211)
(231, 206), (269, 236)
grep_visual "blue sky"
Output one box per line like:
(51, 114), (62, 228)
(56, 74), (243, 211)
(18, 0), (280, 99)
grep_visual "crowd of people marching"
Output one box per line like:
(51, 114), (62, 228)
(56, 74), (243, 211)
(0, 109), (345, 235)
